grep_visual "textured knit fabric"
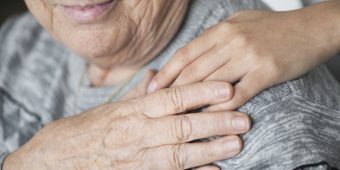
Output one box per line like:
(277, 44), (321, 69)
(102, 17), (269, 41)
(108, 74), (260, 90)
(0, 0), (340, 169)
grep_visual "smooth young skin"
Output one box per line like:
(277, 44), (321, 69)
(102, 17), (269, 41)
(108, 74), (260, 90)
(148, 1), (340, 111)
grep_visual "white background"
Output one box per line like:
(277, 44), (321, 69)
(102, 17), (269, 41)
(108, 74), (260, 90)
(262, 0), (303, 11)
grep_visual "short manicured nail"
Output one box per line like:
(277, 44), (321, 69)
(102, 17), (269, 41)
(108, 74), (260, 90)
(147, 80), (158, 94)
(224, 137), (241, 154)
(232, 115), (250, 131)
(215, 85), (231, 99)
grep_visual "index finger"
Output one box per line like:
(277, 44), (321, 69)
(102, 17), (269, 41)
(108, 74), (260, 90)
(136, 81), (233, 118)
(147, 31), (217, 94)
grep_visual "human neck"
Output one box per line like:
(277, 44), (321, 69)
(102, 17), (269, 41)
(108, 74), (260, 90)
(88, 64), (141, 87)
(85, 1), (189, 87)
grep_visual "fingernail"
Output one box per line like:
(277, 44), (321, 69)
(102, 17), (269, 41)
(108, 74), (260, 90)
(232, 115), (250, 131)
(224, 137), (241, 154)
(147, 80), (158, 94)
(215, 86), (231, 99)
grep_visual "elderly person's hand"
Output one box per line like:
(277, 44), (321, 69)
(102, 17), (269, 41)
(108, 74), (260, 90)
(148, 1), (340, 111)
(4, 81), (251, 170)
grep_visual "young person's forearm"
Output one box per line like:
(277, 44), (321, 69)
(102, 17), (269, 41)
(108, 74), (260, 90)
(325, 0), (340, 54)
(306, 0), (340, 57)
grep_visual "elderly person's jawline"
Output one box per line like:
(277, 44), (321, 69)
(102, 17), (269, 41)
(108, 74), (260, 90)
(26, 0), (189, 87)
(3, 0), (251, 169)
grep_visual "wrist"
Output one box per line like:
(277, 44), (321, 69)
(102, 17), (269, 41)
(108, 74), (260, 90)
(303, 1), (340, 57)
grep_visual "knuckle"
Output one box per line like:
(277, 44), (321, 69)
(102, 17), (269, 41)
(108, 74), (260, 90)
(246, 54), (260, 67)
(170, 145), (186, 169)
(235, 32), (250, 47)
(175, 47), (191, 64)
(217, 21), (234, 35)
(154, 71), (166, 81)
(110, 118), (142, 145)
(172, 115), (193, 142)
(264, 59), (282, 80)
(199, 144), (212, 162)
(178, 66), (197, 82)
(245, 48), (264, 65)
(152, 73), (169, 88)
(167, 87), (186, 113)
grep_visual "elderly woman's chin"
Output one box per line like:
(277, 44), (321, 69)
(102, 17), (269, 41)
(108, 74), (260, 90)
(60, 28), (135, 68)
(25, 0), (190, 69)
(49, 12), (138, 68)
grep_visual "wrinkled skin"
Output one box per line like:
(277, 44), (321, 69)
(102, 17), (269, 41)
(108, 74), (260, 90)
(4, 78), (251, 169)
(25, 0), (189, 69)
(3, 1), (253, 169)
(25, 0), (190, 87)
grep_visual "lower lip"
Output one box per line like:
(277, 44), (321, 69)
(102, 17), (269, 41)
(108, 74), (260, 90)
(62, 0), (114, 23)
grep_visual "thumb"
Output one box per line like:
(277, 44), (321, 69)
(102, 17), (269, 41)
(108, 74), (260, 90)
(122, 69), (157, 101)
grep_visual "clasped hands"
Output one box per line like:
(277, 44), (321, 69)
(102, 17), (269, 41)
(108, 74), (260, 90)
(7, 74), (250, 169)
(6, 4), (340, 169)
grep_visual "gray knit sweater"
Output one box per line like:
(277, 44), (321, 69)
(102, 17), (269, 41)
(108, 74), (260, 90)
(1, 0), (340, 169)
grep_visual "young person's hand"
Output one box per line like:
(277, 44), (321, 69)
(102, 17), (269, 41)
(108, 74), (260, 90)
(148, 1), (340, 111)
